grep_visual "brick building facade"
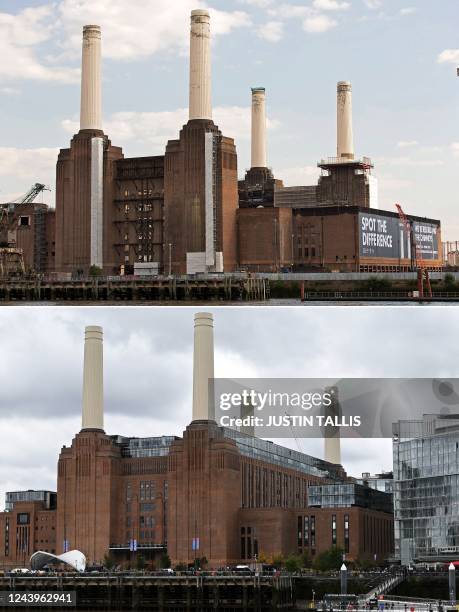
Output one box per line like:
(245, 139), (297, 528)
(0, 423), (393, 570)
(0, 498), (57, 570)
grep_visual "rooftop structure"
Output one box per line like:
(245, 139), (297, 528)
(5, 491), (56, 513)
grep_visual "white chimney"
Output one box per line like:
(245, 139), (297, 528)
(324, 387), (341, 465)
(251, 87), (267, 168)
(192, 313), (214, 421)
(324, 437), (341, 465)
(81, 326), (104, 430)
(337, 81), (354, 160)
(189, 9), (212, 121)
(80, 25), (102, 131)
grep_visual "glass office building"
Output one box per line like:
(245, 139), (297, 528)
(308, 482), (393, 513)
(393, 415), (459, 564)
(5, 490), (56, 512)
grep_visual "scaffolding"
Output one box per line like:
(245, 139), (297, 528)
(0, 248), (25, 278)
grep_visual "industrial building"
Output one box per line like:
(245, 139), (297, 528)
(238, 81), (442, 273)
(0, 184), (55, 275)
(0, 315), (393, 570)
(54, 11), (238, 276)
(0, 7), (435, 278)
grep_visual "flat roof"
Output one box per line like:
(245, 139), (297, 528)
(293, 205), (441, 226)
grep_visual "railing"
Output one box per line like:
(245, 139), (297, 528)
(361, 572), (406, 603)
(318, 156), (373, 166)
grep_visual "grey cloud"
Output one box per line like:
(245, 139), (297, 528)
(0, 306), (457, 506)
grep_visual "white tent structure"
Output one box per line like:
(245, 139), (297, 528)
(30, 550), (86, 572)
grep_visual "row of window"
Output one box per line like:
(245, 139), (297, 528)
(242, 463), (316, 509)
(297, 514), (350, 554)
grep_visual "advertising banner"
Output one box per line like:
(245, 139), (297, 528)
(413, 221), (439, 260)
(359, 212), (439, 262)
(359, 212), (409, 260)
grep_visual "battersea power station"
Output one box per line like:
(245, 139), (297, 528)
(4, 8), (442, 277)
(0, 314), (394, 569)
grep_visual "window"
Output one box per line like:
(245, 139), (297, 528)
(17, 513), (29, 525)
(19, 216), (30, 227)
(304, 516), (309, 547)
(344, 514), (349, 554)
(298, 516), (302, 548)
(332, 514), (337, 545)
(310, 516), (316, 547)
(140, 503), (155, 512)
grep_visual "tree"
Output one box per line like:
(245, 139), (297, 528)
(313, 546), (344, 572)
(89, 265), (103, 277)
(284, 554), (301, 573)
(160, 553), (171, 569)
(300, 551), (311, 568)
(271, 553), (284, 569)
(257, 551), (268, 564)
(103, 553), (115, 570)
(135, 554), (146, 571)
(174, 562), (187, 572)
(444, 273), (456, 290)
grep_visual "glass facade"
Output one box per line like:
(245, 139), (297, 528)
(111, 435), (179, 457)
(112, 428), (345, 481)
(393, 416), (459, 563)
(356, 473), (394, 494)
(308, 482), (393, 513)
(223, 428), (344, 480)
(5, 490), (56, 512)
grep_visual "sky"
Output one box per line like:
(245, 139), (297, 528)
(1, 305), (458, 511)
(0, 0), (458, 237)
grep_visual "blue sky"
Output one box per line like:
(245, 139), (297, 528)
(0, 0), (458, 238)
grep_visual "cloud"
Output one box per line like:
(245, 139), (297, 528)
(397, 140), (419, 148)
(451, 143), (459, 159)
(277, 165), (321, 185)
(0, 5), (79, 83)
(390, 157), (445, 168)
(1, 87), (20, 95)
(62, 107), (280, 154)
(313, 0), (350, 11)
(1, 306), (459, 507)
(363, 0), (382, 8)
(380, 156), (445, 168)
(303, 14), (338, 32)
(0, 1), (250, 85)
(267, 4), (312, 19)
(257, 20), (284, 42)
(438, 49), (459, 65)
(0, 148), (57, 207)
(0, 147), (58, 180)
(56, 0), (251, 61)
(400, 7), (416, 16)
(239, 0), (274, 6)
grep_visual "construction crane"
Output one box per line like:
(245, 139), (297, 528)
(395, 202), (432, 299)
(0, 183), (50, 246)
